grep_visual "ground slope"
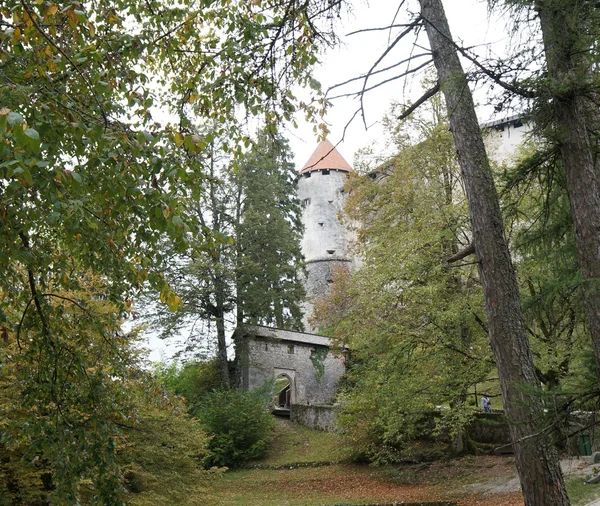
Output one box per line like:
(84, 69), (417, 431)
(208, 418), (600, 506)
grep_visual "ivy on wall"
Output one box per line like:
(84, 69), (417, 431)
(310, 347), (328, 382)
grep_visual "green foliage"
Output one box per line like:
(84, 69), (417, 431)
(197, 388), (274, 468)
(309, 346), (329, 382)
(0, 277), (218, 505)
(147, 126), (306, 380)
(235, 128), (306, 329)
(1, 0), (335, 499)
(500, 142), (592, 394)
(153, 359), (222, 408)
(118, 403), (219, 506)
(313, 106), (491, 462)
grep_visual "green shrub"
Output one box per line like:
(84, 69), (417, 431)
(196, 389), (274, 468)
(153, 359), (221, 408)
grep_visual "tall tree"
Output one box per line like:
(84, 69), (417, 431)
(532, 0), (600, 381)
(150, 127), (305, 385)
(235, 128), (306, 330)
(419, 1), (569, 504)
(1, 0), (338, 495)
(482, 0), (600, 381)
(500, 143), (589, 392)
(312, 107), (492, 461)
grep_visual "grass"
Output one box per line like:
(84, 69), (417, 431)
(207, 417), (526, 506)
(251, 417), (355, 467)
(567, 476), (600, 506)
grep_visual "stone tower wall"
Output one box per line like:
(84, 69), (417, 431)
(297, 168), (351, 325)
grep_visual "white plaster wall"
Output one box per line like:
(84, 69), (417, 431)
(298, 169), (350, 263)
(485, 122), (531, 164)
(298, 169), (352, 326)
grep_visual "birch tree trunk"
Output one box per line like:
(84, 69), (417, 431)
(419, 1), (569, 504)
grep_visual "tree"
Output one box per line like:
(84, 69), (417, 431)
(313, 106), (492, 461)
(1, 0), (338, 498)
(508, 0), (600, 381)
(149, 127), (305, 385)
(500, 143), (589, 392)
(418, 2), (568, 503)
(235, 128), (306, 330)
(0, 273), (218, 505)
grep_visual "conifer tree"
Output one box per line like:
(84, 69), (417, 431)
(235, 128), (305, 330)
(419, 1), (569, 503)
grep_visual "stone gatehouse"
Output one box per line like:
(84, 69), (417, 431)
(234, 324), (345, 407)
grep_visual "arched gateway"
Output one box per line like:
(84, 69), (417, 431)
(234, 325), (345, 409)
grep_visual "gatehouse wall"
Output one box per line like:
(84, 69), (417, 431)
(235, 325), (345, 406)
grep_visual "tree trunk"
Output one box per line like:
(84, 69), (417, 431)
(215, 275), (230, 389)
(419, 1), (569, 504)
(537, 1), (600, 380)
(215, 313), (230, 389)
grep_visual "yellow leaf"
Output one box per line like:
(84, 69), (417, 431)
(162, 206), (170, 218)
(12, 27), (21, 41)
(174, 131), (184, 147)
(167, 292), (182, 312)
(47, 4), (58, 16)
(67, 9), (78, 25)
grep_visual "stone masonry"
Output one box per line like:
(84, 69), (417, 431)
(234, 324), (345, 406)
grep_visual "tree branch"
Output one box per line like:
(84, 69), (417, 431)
(20, 0), (109, 127)
(396, 82), (440, 121)
(446, 243), (475, 263)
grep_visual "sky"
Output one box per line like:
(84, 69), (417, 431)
(287, 0), (509, 171)
(142, 0), (513, 363)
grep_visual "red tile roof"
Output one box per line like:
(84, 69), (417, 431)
(300, 139), (352, 174)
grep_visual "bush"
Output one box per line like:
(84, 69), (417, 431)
(197, 388), (274, 468)
(153, 359), (221, 408)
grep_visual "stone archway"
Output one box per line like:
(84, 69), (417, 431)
(273, 368), (296, 412)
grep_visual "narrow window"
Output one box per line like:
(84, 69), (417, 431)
(304, 198), (311, 206)
(305, 172), (312, 178)
(318, 222), (324, 227)
(287, 344), (294, 354)
(264, 343), (268, 351)
(322, 169), (330, 175)
(327, 249), (335, 255)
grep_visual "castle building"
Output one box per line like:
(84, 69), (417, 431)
(297, 139), (355, 329)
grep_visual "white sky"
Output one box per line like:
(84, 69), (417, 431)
(142, 0), (512, 363)
(287, 0), (509, 170)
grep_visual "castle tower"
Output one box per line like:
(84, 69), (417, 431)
(298, 139), (354, 329)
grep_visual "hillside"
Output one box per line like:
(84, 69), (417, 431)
(206, 418), (600, 506)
